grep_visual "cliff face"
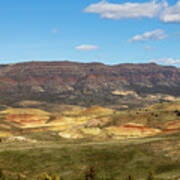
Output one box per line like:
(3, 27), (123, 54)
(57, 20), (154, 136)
(0, 61), (180, 107)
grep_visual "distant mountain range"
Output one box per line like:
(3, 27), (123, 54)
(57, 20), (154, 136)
(0, 61), (180, 108)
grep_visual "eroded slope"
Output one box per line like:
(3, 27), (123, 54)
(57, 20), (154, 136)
(0, 100), (179, 140)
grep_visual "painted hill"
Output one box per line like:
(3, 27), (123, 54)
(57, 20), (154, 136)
(0, 100), (179, 140)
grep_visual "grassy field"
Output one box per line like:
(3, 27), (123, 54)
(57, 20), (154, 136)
(0, 132), (179, 180)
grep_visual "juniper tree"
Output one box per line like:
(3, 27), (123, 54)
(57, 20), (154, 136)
(126, 175), (134, 180)
(85, 166), (97, 180)
(146, 172), (155, 180)
(0, 169), (6, 180)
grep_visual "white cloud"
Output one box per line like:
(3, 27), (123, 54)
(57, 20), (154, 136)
(160, 1), (180, 23)
(84, 0), (166, 20)
(150, 58), (180, 64)
(84, 0), (180, 23)
(128, 29), (168, 43)
(75, 44), (99, 51)
(145, 46), (154, 51)
(51, 28), (59, 34)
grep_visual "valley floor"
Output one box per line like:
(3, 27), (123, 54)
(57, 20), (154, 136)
(0, 132), (179, 180)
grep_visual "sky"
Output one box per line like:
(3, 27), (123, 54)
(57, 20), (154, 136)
(0, 0), (180, 66)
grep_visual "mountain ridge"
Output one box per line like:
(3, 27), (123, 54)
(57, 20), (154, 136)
(0, 61), (180, 107)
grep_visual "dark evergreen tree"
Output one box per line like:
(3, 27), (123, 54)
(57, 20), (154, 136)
(85, 166), (97, 180)
(126, 175), (134, 180)
(0, 169), (6, 180)
(146, 172), (155, 180)
(0, 169), (3, 178)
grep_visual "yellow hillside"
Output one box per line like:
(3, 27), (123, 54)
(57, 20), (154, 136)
(0, 108), (50, 116)
(16, 100), (44, 106)
(79, 106), (114, 116)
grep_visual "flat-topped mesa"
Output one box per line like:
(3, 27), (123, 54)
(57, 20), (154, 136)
(0, 61), (180, 106)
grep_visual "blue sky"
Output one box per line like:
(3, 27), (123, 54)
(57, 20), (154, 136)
(0, 0), (180, 66)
